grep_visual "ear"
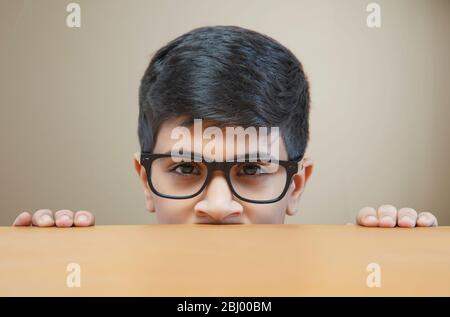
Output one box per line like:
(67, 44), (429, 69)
(286, 157), (314, 216)
(133, 152), (155, 213)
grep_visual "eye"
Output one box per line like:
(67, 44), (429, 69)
(237, 163), (262, 176)
(171, 163), (201, 175)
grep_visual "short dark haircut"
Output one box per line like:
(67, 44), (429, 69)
(138, 25), (310, 160)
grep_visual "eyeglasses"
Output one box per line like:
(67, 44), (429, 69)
(140, 152), (304, 204)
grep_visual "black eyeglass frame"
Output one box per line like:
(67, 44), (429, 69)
(140, 152), (304, 204)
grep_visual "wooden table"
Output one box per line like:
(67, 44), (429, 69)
(1, 225), (449, 296)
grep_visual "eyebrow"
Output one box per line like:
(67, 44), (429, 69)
(162, 150), (277, 162)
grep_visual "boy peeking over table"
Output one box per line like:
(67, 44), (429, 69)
(12, 26), (438, 228)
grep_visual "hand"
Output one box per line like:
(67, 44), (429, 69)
(12, 209), (95, 227)
(356, 204), (438, 227)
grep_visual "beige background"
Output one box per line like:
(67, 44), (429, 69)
(0, 0), (449, 225)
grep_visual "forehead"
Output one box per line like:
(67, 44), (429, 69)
(153, 116), (288, 161)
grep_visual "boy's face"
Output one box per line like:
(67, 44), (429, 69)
(133, 116), (313, 224)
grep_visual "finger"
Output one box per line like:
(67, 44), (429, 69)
(377, 204), (397, 228)
(416, 211), (438, 227)
(356, 206), (378, 227)
(74, 211), (95, 227)
(13, 212), (32, 226)
(397, 207), (418, 228)
(54, 209), (74, 228)
(31, 209), (55, 227)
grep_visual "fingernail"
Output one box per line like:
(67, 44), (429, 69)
(39, 214), (53, 226)
(365, 216), (378, 223)
(400, 215), (411, 222)
(381, 216), (395, 225)
(77, 215), (88, 223)
(59, 215), (70, 222)
(400, 216), (413, 226)
(418, 215), (431, 224)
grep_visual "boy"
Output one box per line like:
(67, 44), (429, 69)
(12, 26), (438, 227)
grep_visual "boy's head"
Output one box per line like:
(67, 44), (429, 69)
(133, 25), (313, 224)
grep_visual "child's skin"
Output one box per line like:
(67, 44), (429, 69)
(12, 116), (438, 227)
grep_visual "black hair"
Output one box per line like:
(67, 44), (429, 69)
(138, 25), (310, 160)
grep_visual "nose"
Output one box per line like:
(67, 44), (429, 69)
(194, 172), (244, 223)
